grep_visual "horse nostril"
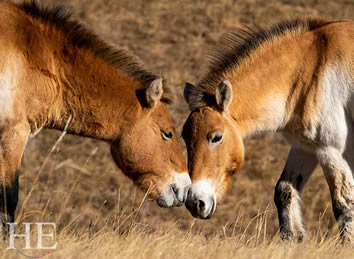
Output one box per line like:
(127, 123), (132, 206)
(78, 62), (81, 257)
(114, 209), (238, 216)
(182, 185), (191, 202)
(171, 185), (178, 196)
(171, 185), (185, 206)
(187, 187), (192, 197)
(171, 184), (182, 202)
(197, 199), (206, 212)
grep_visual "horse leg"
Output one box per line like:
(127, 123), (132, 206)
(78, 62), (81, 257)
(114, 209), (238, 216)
(317, 147), (354, 244)
(0, 122), (29, 236)
(0, 176), (18, 235)
(274, 147), (318, 242)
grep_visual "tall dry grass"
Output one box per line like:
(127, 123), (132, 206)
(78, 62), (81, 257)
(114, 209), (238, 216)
(2, 131), (351, 259)
(2, 188), (353, 259)
(2, 131), (352, 258)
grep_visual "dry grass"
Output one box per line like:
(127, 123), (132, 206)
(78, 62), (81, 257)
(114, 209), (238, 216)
(2, 194), (354, 259)
(5, 0), (354, 258)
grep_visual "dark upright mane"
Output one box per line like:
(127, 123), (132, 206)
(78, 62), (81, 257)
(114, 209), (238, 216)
(20, 1), (173, 102)
(186, 18), (332, 110)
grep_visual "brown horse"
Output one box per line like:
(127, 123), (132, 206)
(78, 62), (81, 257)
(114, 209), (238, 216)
(0, 1), (191, 230)
(182, 18), (354, 243)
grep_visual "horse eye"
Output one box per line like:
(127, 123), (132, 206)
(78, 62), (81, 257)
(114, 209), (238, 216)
(211, 134), (223, 144)
(161, 131), (173, 140)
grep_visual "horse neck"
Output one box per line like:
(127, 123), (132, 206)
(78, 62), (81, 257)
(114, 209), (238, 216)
(48, 51), (144, 142)
(227, 32), (319, 137)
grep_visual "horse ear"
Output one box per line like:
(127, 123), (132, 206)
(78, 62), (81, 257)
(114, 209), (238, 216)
(216, 80), (233, 112)
(184, 82), (197, 110)
(146, 78), (163, 107)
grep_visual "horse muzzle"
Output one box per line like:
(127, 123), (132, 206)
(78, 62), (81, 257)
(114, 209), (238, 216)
(185, 180), (217, 219)
(156, 172), (191, 207)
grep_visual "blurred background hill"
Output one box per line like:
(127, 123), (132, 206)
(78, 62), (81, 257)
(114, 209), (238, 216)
(12, 0), (354, 237)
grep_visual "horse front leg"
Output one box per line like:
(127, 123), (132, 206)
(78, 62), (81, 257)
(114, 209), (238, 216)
(0, 176), (19, 235)
(0, 122), (29, 237)
(274, 147), (318, 242)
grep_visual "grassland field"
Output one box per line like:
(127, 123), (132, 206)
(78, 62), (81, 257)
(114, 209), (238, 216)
(3, 0), (354, 258)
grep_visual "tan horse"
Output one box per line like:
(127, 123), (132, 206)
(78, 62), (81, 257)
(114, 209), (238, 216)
(183, 18), (354, 243)
(0, 1), (191, 230)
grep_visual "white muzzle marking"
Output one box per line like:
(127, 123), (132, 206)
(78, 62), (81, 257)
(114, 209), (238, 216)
(172, 172), (192, 202)
(157, 172), (191, 207)
(187, 179), (217, 218)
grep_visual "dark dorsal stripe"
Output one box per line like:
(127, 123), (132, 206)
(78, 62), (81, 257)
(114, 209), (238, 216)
(198, 18), (331, 94)
(19, 1), (161, 90)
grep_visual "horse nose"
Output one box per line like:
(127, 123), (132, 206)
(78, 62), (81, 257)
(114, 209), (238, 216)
(185, 194), (216, 219)
(156, 173), (191, 208)
(171, 172), (192, 205)
(156, 185), (180, 207)
(185, 180), (217, 219)
(172, 184), (191, 206)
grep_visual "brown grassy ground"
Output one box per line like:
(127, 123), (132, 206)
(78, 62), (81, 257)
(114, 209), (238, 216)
(4, 0), (354, 258)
